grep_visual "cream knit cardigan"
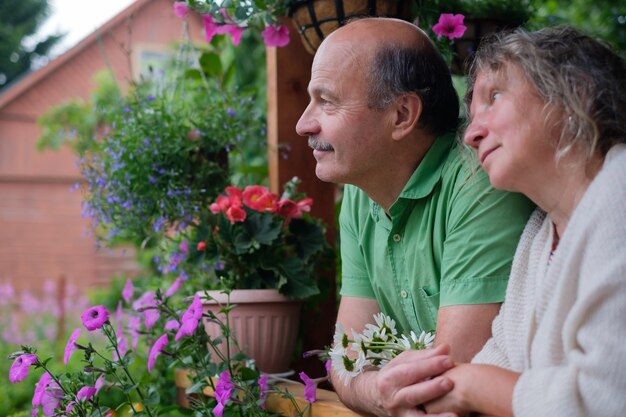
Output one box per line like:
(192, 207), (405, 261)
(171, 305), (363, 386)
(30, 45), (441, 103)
(473, 144), (626, 417)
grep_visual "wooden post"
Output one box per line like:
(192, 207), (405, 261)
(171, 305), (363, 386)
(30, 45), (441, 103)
(266, 19), (337, 377)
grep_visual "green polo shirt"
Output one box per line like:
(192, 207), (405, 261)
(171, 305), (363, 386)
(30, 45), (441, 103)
(339, 133), (534, 334)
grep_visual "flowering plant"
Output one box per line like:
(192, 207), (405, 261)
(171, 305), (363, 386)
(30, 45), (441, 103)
(174, 0), (292, 47)
(327, 313), (435, 384)
(180, 177), (331, 299)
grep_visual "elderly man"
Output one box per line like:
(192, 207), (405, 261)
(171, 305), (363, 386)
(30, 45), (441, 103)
(295, 18), (535, 416)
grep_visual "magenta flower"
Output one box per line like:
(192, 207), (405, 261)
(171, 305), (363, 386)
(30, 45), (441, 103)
(76, 385), (97, 401)
(63, 328), (81, 365)
(202, 14), (245, 46)
(122, 279), (134, 303)
(258, 374), (269, 408)
(299, 371), (317, 403)
(175, 293), (203, 341)
(32, 372), (52, 407)
(95, 374), (106, 394)
(114, 333), (128, 360)
(164, 319), (180, 331)
(173, 1), (189, 19)
(165, 275), (184, 298)
(41, 382), (63, 417)
(148, 334), (169, 373)
(325, 359), (331, 376)
(261, 24), (290, 47)
(432, 13), (467, 40)
(9, 353), (38, 383)
(128, 316), (141, 350)
(81, 305), (110, 331)
(214, 371), (233, 417)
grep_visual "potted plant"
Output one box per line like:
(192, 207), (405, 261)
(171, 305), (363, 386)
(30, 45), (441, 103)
(176, 0), (413, 53)
(169, 177), (333, 373)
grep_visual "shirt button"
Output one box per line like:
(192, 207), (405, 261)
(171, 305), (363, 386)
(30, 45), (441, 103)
(400, 290), (408, 298)
(392, 234), (401, 242)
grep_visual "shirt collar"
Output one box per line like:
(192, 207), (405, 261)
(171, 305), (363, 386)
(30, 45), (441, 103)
(369, 132), (456, 220)
(399, 132), (456, 200)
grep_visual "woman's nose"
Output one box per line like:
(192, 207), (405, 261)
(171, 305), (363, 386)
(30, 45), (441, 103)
(463, 120), (487, 149)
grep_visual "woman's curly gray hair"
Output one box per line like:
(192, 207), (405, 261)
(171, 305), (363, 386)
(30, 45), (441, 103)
(465, 26), (626, 159)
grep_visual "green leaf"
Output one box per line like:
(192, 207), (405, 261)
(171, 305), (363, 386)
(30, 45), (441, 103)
(200, 52), (223, 78)
(245, 211), (281, 245)
(186, 381), (206, 394)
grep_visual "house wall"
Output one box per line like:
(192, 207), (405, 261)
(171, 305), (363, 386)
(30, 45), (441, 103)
(0, 0), (206, 297)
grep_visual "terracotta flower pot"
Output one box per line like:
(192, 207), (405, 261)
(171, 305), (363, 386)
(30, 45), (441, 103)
(202, 289), (302, 374)
(289, 0), (412, 54)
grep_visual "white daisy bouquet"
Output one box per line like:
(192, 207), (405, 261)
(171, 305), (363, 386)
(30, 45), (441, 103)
(329, 313), (435, 385)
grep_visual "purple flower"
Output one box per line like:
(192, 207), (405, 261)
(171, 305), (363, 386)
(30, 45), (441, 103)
(432, 13), (467, 40)
(81, 305), (110, 331)
(32, 372), (51, 407)
(63, 328), (81, 365)
(261, 24), (290, 47)
(95, 375), (106, 394)
(165, 275), (184, 298)
(299, 371), (317, 403)
(122, 279), (134, 303)
(41, 382), (63, 417)
(175, 294), (203, 341)
(325, 359), (331, 376)
(258, 374), (269, 408)
(76, 385), (97, 401)
(9, 353), (38, 383)
(114, 334), (128, 360)
(164, 319), (180, 331)
(214, 371), (233, 417)
(148, 334), (169, 373)
(144, 309), (160, 330)
(128, 316), (141, 351)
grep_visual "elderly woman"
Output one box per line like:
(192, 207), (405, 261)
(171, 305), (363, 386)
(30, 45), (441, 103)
(422, 26), (626, 417)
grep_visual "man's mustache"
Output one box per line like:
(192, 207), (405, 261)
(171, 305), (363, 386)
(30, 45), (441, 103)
(308, 137), (334, 151)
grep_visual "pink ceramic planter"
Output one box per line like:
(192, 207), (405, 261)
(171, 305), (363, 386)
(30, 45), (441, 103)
(201, 289), (302, 374)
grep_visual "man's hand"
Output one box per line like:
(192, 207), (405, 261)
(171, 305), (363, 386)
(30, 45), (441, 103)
(331, 297), (469, 416)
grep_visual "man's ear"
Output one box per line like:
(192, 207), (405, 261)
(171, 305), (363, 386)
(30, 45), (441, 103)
(390, 93), (422, 141)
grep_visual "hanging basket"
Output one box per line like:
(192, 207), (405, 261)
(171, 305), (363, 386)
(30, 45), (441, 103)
(289, 0), (412, 54)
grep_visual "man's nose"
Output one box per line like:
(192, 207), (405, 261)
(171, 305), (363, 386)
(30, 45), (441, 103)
(295, 103), (319, 137)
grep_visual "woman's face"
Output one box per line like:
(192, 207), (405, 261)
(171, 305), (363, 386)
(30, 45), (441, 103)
(464, 64), (559, 195)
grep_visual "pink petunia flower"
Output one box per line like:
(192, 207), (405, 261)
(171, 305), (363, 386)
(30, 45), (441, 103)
(128, 316), (141, 351)
(173, 1), (189, 19)
(432, 13), (467, 40)
(41, 382), (63, 417)
(299, 371), (317, 403)
(214, 371), (233, 417)
(148, 334), (169, 373)
(261, 24), (291, 47)
(32, 372), (52, 407)
(114, 333), (128, 360)
(164, 319), (180, 331)
(122, 279), (134, 303)
(202, 14), (245, 46)
(165, 275), (184, 298)
(63, 328), (81, 365)
(258, 374), (269, 408)
(76, 385), (97, 401)
(95, 374), (106, 394)
(81, 305), (110, 331)
(175, 294), (203, 341)
(9, 353), (38, 383)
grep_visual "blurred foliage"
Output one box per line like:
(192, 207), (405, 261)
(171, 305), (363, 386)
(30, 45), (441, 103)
(0, 0), (64, 90)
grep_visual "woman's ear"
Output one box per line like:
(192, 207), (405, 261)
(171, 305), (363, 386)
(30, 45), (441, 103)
(390, 93), (422, 141)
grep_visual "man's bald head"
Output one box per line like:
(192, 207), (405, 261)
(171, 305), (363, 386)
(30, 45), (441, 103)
(316, 17), (460, 136)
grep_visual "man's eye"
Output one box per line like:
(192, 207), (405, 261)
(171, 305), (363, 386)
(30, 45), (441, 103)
(491, 91), (501, 102)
